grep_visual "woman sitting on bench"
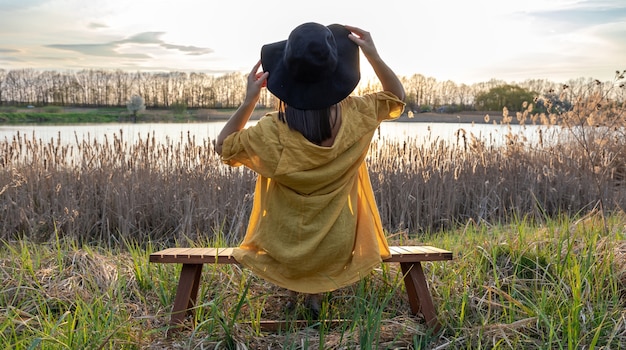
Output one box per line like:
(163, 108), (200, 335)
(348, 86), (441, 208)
(215, 22), (405, 318)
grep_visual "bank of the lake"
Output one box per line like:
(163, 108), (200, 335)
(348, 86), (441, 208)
(0, 106), (504, 124)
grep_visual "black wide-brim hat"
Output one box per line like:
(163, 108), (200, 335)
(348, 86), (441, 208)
(261, 23), (360, 110)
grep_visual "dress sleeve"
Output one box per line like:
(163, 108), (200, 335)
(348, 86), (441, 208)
(349, 91), (405, 123)
(220, 114), (282, 177)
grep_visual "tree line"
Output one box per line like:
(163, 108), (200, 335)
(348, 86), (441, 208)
(0, 68), (610, 112)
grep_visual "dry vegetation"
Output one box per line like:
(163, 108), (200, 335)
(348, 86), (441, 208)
(2, 77), (624, 242)
(1, 73), (625, 348)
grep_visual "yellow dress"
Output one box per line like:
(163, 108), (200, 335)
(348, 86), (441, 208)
(220, 91), (405, 293)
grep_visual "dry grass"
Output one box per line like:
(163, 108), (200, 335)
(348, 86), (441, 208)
(0, 129), (256, 244)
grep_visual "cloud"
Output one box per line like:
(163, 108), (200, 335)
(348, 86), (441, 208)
(529, 2), (626, 31)
(46, 43), (150, 58)
(88, 22), (108, 30)
(0, 56), (23, 63)
(0, 48), (20, 53)
(121, 32), (165, 44)
(119, 32), (214, 55)
(45, 31), (214, 58)
(0, 0), (48, 11)
(161, 43), (214, 56)
(512, 0), (626, 81)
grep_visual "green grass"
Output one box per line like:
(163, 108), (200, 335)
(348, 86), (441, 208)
(1, 112), (122, 124)
(0, 106), (273, 124)
(0, 107), (126, 124)
(1, 213), (624, 349)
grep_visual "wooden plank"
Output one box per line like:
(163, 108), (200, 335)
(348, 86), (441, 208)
(387, 246), (452, 258)
(384, 246), (452, 263)
(389, 246), (402, 254)
(400, 246), (439, 255)
(422, 246), (451, 255)
(407, 246), (436, 254)
(150, 247), (239, 264)
(162, 247), (189, 257)
(421, 246), (452, 254)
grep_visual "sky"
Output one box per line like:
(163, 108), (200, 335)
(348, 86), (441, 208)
(1, 0), (625, 85)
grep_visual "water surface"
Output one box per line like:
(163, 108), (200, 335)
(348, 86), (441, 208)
(0, 120), (553, 147)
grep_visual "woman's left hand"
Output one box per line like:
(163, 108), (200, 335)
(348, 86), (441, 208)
(245, 60), (269, 103)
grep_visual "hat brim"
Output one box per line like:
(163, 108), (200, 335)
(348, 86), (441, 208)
(261, 24), (360, 110)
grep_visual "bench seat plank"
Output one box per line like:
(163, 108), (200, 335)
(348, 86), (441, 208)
(385, 246), (452, 262)
(150, 247), (237, 264)
(150, 245), (452, 264)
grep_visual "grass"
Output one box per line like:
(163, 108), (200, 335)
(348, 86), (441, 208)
(0, 106), (273, 124)
(1, 214), (625, 349)
(0, 107), (126, 123)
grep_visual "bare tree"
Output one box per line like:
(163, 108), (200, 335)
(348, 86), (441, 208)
(0, 69), (6, 105)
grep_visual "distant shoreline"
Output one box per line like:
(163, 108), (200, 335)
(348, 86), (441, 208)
(239, 110), (505, 124)
(1, 106), (508, 125)
(394, 111), (502, 124)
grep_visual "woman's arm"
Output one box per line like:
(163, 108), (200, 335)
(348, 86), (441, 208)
(215, 60), (268, 155)
(345, 25), (405, 101)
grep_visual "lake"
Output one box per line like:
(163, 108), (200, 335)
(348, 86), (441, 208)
(0, 121), (554, 147)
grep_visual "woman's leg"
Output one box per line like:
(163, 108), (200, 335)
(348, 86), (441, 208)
(284, 289), (298, 313)
(304, 293), (321, 320)
(284, 291), (322, 320)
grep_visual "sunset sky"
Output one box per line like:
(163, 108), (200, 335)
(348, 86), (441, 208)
(1, 0), (625, 84)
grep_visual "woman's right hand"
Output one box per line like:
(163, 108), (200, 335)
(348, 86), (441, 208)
(345, 25), (380, 62)
(344, 25), (406, 100)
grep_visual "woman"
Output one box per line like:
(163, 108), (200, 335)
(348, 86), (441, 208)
(215, 23), (405, 317)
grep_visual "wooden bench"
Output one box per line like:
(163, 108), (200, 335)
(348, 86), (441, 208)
(150, 245), (452, 332)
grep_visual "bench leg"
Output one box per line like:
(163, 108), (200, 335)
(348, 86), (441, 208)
(400, 262), (442, 332)
(170, 263), (203, 330)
